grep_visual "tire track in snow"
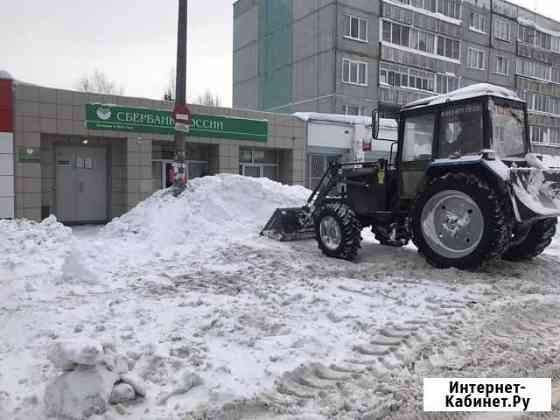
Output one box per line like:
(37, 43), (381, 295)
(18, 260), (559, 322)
(388, 299), (560, 420)
(263, 292), (477, 419)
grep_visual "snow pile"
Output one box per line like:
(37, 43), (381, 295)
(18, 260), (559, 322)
(404, 83), (522, 110)
(103, 174), (310, 248)
(0, 215), (72, 276)
(44, 339), (146, 419)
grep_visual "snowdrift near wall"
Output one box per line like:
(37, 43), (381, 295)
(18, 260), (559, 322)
(103, 175), (310, 247)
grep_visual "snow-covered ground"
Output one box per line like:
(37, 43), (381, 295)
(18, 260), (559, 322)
(2, 174), (560, 420)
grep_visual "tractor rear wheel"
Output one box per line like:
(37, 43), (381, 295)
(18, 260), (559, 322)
(314, 202), (361, 261)
(502, 218), (557, 261)
(412, 173), (512, 269)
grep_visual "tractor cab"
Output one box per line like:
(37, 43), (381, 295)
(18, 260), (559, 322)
(394, 85), (528, 201)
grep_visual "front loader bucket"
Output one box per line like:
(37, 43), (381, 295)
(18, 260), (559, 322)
(260, 207), (315, 241)
(511, 168), (560, 219)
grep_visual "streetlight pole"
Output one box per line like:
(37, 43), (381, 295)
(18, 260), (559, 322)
(173, 0), (188, 196)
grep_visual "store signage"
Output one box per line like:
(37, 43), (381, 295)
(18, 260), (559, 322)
(85, 104), (268, 142)
(17, 147), (40, 163)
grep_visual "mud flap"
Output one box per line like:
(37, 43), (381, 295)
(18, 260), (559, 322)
(510, 168), (560, 219)
(260, 207), (315, 241)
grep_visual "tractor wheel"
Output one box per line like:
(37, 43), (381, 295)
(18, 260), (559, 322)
(314, 202), (361, 261)
(502, 218), (557, 261)
(412, 173), (512, 269)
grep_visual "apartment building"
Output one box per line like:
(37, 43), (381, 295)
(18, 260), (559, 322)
(233, 0), (560, 156)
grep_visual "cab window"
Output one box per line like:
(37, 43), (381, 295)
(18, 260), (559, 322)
(402, 113), (435, 161)
(438, 103), (483, 158)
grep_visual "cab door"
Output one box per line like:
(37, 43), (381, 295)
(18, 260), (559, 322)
(398, 112), (436, 199)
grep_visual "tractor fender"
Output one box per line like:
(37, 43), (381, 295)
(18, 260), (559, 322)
(426, 156), (510, 187)
(424, 156), (521, 221)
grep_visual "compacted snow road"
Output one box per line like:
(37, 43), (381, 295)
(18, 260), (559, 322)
(1, 175), (560, 420)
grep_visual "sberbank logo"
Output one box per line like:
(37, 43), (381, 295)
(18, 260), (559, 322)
(96, 107), (112, 121)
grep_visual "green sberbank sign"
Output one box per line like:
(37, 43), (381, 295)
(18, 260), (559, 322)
(85, 104), (268, 142)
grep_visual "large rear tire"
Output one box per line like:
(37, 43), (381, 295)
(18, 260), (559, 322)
(502, 218), (557, 261)
(412, 173), (512, 269)
(314, 202), (361, 261)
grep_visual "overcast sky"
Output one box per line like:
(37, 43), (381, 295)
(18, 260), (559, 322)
(1, 0), (560, 107)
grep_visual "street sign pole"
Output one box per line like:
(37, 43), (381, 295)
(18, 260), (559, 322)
(173, 0), (189, 196)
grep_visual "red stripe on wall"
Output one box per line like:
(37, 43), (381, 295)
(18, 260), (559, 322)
(0, 79), (14, 132)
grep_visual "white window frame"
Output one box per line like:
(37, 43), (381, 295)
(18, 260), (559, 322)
(494, 17), (511, 42)
(342, 104), (365, 116)
(380, 19), (462, 64)
(344, 14), (368, 42)
(342, 58), (368, 86)
(379, 62), (459, 94)
(436, 34), (461, 60)
(495, 55), (508, 76)
(467, 47), (486, 70)
(469, 12), (487, 34)
(530, 126), (546, 144)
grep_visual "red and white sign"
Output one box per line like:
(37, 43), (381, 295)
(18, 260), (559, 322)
(362, 137), (372, 152)
(172, 103), (192, 125)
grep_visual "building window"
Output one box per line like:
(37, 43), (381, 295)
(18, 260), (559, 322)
(343, 105), (364, 116)
(436, 73), (460, 93)
(530, 126), (545, 144)
(529, 126), (560, 145)
(552, 129), (560, 146)
(394, 0), (437, 13)
(437, 0), (461, 19)
(467, 47), (486, 70)
(380, 64), (434, 92)
(382, 21), (410, 47)
(382, 20), (460, 61)
(437, 36), (460, 60)
(380, 62), (459, 94)
(469, 12), (487, 34)
(528, 92), (560, 115)
(344, 15), (368, 42)
(518, 25), (535, 44)
(553, 37), (560, 53)
(411, 30), (435, 53)
(518, 24), (558, 52)
(342, 58), (368, 86)
(516, 58), (553, 82)
(495, 56), (509, 75)
(494, 17), (511, 42)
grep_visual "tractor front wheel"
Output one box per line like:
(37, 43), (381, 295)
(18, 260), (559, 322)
(502, 218), (557, 261)
(412, 173), (512, 269)
(314, 202), (361, 261)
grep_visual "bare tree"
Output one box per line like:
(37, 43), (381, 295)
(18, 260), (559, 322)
(76, 69), (124, 95)
(195, 90), (222, 107)
(163, 68), (176, 101)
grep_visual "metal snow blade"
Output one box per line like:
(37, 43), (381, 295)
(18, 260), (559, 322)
(260, 207), (315, 241)
(510, 167), (560, 218)
(261, 161), (342, 242)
